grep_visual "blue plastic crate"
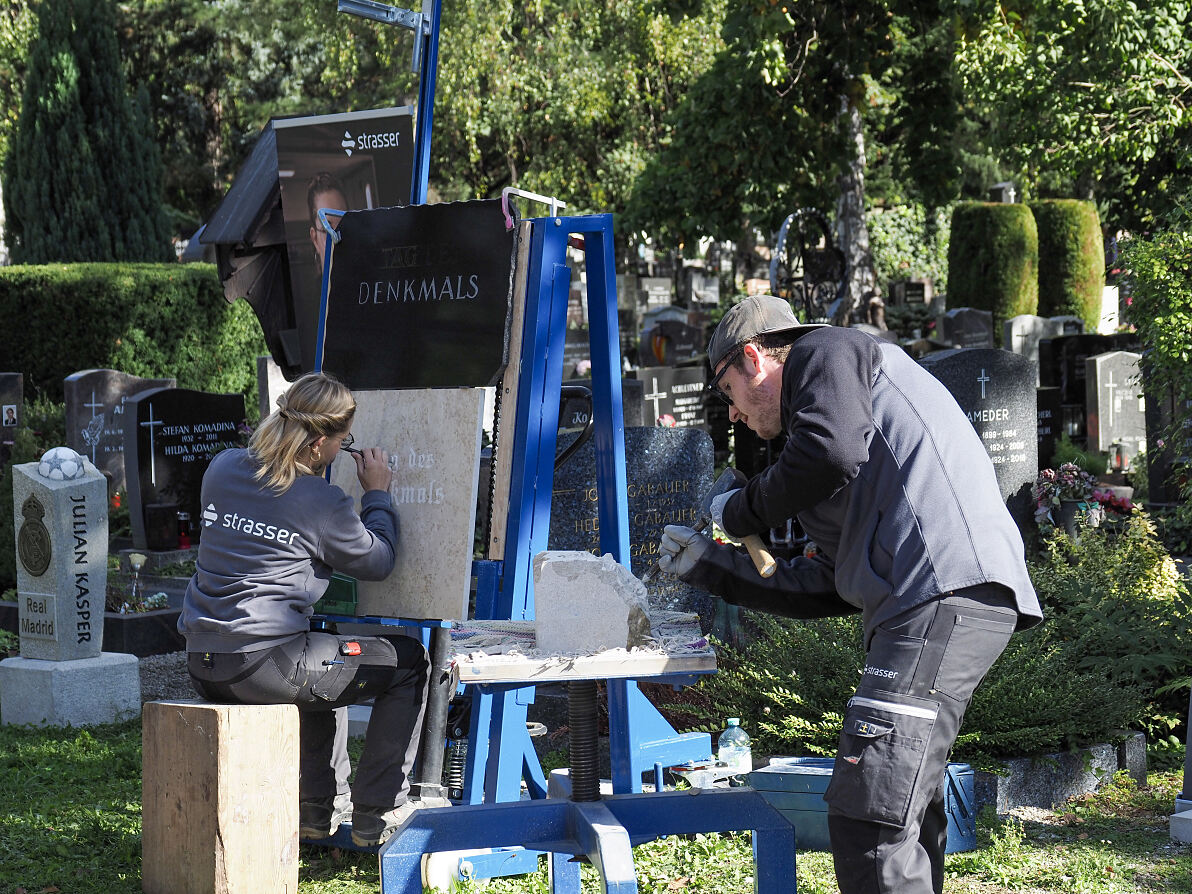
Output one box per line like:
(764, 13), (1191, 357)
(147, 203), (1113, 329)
(748, 758), (976, 853)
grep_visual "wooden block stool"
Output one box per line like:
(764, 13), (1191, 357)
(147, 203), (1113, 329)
(142, 699), (299, 894)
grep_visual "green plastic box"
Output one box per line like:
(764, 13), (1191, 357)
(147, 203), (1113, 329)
(312, 572), (358, 616)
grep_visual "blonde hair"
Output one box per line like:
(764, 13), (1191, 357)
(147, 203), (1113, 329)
(249, 372), (356, 492)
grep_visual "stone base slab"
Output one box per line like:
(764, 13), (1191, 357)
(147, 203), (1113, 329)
(975, 742), (1122, 814)
(0, 652), (140, 727)
(1171, 810), (1192, 844)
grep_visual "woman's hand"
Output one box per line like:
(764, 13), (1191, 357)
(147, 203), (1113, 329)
(354, 446), (393, 493)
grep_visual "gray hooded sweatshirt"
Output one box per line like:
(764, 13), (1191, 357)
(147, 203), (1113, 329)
(178, 448), (398, 653)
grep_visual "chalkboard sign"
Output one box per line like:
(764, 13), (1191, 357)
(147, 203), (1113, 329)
(319, 199), (517, 389)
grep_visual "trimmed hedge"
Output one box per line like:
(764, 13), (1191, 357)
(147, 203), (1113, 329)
(1031, 199), (1105, 330)
(947, 202), (1038, 345)
(0, 263), (266, 410)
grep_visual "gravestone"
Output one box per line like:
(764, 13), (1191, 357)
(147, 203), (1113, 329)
(640, 277), (673, 308)
(638, 319), (703, 367)
(920, 349), (1038, 528)
(256, 355), (290, 420)
(549, 426), (730, 637)
(11, 449), (108, 660)
(1144, 384), (1192, 506)
(0, 371), (21, 467)
(890, 278), (932, 305)
(562, 326), (592, 377)
(1049, 315), (1085, 336)
(937, 308), (994, 349)
(1036, 387), (1063, 470)
(1086, 351), (1146, 458)
(559, 378), (645, 431)
(319, 200), (516, 390)
(328, 389), (484, 620)
(64, 369), (176, 491)
(681, 268), (720, 306)
(634, 366), (708, 430)
(1038, 332), (1141, 445)
(124, 388), (247, 551)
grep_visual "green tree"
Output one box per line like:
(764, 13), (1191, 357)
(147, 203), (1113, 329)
(950, 0), (1192, 220)
(3, 0), (172, 262)
(625, 2), (962, 321)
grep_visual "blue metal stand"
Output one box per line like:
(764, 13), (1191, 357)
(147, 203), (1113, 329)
(462, 213), (710, 807)
(379, 789), (797, 893)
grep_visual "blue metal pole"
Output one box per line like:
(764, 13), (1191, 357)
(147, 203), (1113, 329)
(411, 0), (442, 204)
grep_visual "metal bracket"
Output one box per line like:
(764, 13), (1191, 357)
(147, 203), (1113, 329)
(500, 187), (567, 230)
(337, 0), (432, 71)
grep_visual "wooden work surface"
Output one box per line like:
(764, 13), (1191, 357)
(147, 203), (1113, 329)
(451, 649), (716, 685)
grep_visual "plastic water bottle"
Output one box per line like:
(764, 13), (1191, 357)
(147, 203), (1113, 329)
(718, 717), (752, 778)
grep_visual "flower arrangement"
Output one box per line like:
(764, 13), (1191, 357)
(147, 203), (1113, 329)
(1033, 462), (1134, 533)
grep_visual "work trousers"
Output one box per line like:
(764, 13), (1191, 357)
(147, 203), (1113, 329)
(188, 630), (430, 810)
(824, 584), (1017, 894)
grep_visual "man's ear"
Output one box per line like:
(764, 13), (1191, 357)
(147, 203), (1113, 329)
(741, 342), (764, 375)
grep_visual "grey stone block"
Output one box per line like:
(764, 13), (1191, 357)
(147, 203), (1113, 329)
(0, 652), (140, 727)
(974, 743), (1118, 813)
(1113, 730), (1147, 786)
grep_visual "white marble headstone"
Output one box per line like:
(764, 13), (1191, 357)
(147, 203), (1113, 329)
(12, 452), (108, 660)
(532, 551), (650, 655)
(328, 389), (484, 620)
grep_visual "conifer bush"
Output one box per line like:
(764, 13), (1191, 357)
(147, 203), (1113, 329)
(947, 202), (1038, 345)
(1030, 199), (1105, 330)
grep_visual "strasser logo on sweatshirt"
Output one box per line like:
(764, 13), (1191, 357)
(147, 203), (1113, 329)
(203, 502), (300, 545)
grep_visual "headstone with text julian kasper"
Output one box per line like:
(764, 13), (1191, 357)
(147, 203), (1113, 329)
(12, 454), (108, 660)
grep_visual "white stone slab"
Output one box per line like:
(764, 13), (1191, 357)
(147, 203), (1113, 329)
(532, 551), (650, 655)
(329, 389), (484, 620)
(0, 653), (140, 727)
(1098, 285), (1120, 335)
(12, 458), (108, 660)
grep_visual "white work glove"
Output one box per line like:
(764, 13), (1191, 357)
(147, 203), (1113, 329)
(709, 488), (743, 541)
(658, 525), (713, 580)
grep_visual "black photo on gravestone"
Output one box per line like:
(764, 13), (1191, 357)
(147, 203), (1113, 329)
(1037, 386), (1063, 470)
(549, 426), (743, 641)
(634, 366), (708, 430)
(124, 388), (247, 551)
(319, 199), (517, 390)
(919, 348), (1038, 531)
(64, 369), (176, 492)
(0, 371), (22, 468)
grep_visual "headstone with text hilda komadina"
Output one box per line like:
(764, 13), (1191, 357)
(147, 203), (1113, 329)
(123, 388), (246, 551)
(919, 348), (1037, 530)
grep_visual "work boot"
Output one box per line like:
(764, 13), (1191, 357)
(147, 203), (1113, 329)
(350, 800), (422, 847)
(299, 795), (352, 839)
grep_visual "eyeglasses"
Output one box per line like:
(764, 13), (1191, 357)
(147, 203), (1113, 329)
(340, 433), (360, 455)
(706, 346), (744, 406)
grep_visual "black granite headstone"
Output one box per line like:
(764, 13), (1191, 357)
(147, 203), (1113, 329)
(0, 371), (22, 468)
(320, 199), (516, 389)
(1036, 386), (1062, 470)
(1038, 333), (1141, 405)
(549, 426), (731, 636)
(634, 366), (708, 430)
(1143, 381), (1192, 505)
(638, 319), (703, 367)
(64, 369), (176, 491)
(938, 308), (994, 349)
(124, 387), (246, 550)
(558, 378), (646, 431)
(920, 348), (1038, 529)
(562, 326), (591, 377)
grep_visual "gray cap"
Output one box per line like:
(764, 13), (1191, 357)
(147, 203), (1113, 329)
(707, 295), (827, 369)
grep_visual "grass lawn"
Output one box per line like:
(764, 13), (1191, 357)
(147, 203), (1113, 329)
(1, 718), (1189, 893)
